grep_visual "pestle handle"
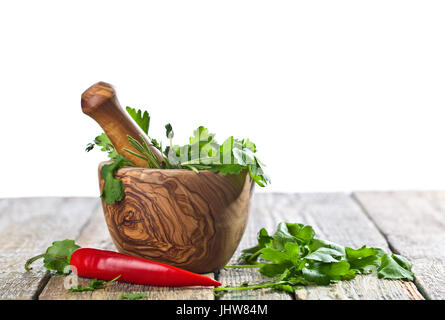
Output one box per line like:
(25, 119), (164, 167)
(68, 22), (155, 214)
(81, 81), (163, 168)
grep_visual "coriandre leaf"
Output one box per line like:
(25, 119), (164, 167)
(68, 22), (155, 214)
(100, 155), (128, 205)
(218, 221), (414, 295)
(69, 275), (121, 292)
(345, 246), (380, 273)
(377, 254), (414, 281)
(24, 239), (80, 274)
(120, 293), (148, 300)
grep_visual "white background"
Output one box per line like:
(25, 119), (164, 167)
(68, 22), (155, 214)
(1, 1), (444, 197)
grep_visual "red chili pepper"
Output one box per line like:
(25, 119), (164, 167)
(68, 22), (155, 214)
(70, 248), (221, 287)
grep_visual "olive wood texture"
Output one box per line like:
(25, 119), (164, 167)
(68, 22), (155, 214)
(98, 162), (255, 274)
(81, 81), (162, 167)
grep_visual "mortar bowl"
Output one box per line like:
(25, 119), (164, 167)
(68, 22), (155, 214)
(98, 162), (254, 273)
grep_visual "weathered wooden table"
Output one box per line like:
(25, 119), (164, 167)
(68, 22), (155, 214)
(1, 192), (444, 300)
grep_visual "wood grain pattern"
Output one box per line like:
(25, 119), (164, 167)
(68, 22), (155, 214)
(1, 194), (433, 300)
(353, 191), (445, 300)
(219, 193), (423, 300)
(81, 81), (162, 167)
(99, 164), (254, 273)
(0, 198), (98, 299)
(39, 201), (215, 300)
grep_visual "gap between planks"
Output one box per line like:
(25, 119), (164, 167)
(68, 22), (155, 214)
(353, 191), (445, 300)
(1, 194), (427, 300)
(0, 197), (100, 300)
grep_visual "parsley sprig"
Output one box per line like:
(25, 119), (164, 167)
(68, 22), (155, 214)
(24, 239), (80, 274)
(214, 222), (414, 294)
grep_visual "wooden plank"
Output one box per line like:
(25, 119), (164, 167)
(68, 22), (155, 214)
(0, 197), (99, 299)
(353, 191), (445, 300)
(219, 193), (422, 300)
(38, 274), (215, 300)
(218, 193), (293, 300)
(288, 193), (422, 300)
(39, 201), (215, 300)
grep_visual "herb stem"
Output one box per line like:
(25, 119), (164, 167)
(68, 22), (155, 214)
(24, 253), (46, 271)
(214, 282), (276, 292)
(105, 274), (122, 285)
(224, 265), (261, 269)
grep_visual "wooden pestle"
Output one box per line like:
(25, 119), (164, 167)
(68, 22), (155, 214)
(81, 81), (163, 168)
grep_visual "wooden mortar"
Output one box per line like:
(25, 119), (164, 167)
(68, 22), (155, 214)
(99, 163), (255, 273)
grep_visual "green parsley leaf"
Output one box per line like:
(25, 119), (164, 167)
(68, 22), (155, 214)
(345, 246), (380, 273)
(69, 275), (121, 292)
(240, 228), (273, 264)
(392, 253), (413, 271)
(101, 155), (128, 205)
(86, 133), (118, 159)
(169, 126), (270, 187)
(126, 107), (150, 134)
(303, 260), (353, 285)
(222, 221), (415, 294)
(309, 239), (346, 258)
(377, 254), (414, 281)
(120, 293), (148, 300)
(306, 247), (342, 263)
(260, 242), (300, 265)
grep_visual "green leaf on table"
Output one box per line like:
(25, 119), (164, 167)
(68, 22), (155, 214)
(345, 246), (380, 273)
(260, 242), (300, 265)
(240, 228), (273, 264)
(44, 240), (80, 274)
(69, 275), (121, 292)
(377, 254), (414, 281)
(306, 247), (342, 263)
(24, 239), (80, 274)
(259, 263), (291, 278)
(218, 221), (415, 294)
(302, 260), (354, 285)
(272, 222), (298, 250)
(291, 224), (315, 244)
(120, 293), (148, 300)
(392, 253), (413, 271)
(309, 239), (346, 258)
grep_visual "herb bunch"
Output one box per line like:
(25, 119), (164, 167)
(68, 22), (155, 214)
(215, 222), (414, 294)
(87, 107), (270, 204)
